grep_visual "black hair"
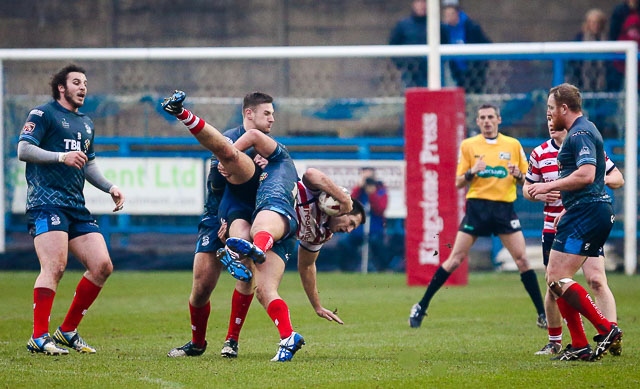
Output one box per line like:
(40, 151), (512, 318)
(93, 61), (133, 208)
(242, 91), (274, 112)
(350, 198), (366, 226)
(50, 64), (86, 100)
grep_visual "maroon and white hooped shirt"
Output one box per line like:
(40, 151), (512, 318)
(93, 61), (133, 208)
(295, 181), (334, 252)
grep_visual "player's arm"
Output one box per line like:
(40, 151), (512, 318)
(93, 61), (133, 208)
(17, 140), (88, 169)
(85, 159), (125, 212)
(297, 245), (344, 324)
(456, 154), (485, 189)
(522, 179), (535, 201)
(232, 129), (277, 158)
(605, 167), (624, 189)
(528, 163), (595, 198)
(302, 168), (352, 214)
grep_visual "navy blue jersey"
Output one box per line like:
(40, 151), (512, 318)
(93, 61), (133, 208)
(19, 100), (96, 211)
(557, 116), (611, 209)
(255, 142), (300, 237)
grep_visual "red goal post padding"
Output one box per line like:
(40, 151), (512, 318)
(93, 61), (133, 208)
(405, 88), (468, 286)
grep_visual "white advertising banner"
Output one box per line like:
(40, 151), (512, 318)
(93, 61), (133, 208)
(10, 157), (205, 215)
(10, 157), (405, 217)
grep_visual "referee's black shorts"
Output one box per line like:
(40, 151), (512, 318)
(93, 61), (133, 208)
(459, 199), (522, 237)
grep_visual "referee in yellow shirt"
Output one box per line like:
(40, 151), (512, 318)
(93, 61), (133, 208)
(409, 103), (546, 329)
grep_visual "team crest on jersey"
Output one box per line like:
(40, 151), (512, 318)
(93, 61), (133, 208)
(61, 118), (70, 129)
(50, 214), (61, 226)
(499, 152), (511, 160)
(22, 122), (36, 134)
(259, 172), (269, 182)
(84, 139), (91, 151)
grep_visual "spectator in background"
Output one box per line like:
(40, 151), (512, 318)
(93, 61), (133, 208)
(441, 0), (492, 94)
(568, 9), (608, 92)
(608, 0), (639, 90)
(351, 167), (391, 271)
(612, 13), (640, 90)
(609, 0), (639, 41)
(389, 0), (450, 88)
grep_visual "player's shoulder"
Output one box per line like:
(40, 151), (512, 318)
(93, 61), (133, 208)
(460, 134), (483, 146)
(531, 139), (554, 155)
(497, 132), (522, 145)
(27, 101), (55, 118)
(222, 125), (245, 141)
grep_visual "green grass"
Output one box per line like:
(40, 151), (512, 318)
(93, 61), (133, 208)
(1, 270), (638, 388)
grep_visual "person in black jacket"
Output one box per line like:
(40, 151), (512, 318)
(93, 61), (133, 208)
(389, 0), (450, 88)
(442, 1), (491, 93)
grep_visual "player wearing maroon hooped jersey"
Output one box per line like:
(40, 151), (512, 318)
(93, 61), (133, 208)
(221, 167), (365, 358)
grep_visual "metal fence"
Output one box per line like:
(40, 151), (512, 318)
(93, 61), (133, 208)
(1, 43), (637, 272)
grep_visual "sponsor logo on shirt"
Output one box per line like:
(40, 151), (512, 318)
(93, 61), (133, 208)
(61, 118), (70, 129)
(499, 152), (511, 160)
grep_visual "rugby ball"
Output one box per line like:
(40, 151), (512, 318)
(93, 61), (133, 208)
(318, 188), (348, 216)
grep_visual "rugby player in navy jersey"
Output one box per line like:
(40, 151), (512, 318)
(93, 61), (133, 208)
(166, 91), (281, 359)
(527, 83), (623, 361)
(17, 64), (125, 355)
(524, 116), (624, 358)
(162, 90), (312, 361)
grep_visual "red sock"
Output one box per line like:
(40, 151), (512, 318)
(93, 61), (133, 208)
(33, 288), (55, 338)
(59, 277), (102, 332)
(556, 297), (588, 348)
(267, 299), (293, 339)
(562, 283), (612, 334)
(253, 231), (274, 253)
(177, 109), (205, 135)
(225, 290), (254, 342)
(189, 301), (210, 348)
(548, 325), (563, 344)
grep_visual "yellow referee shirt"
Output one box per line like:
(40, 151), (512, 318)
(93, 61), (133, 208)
(456, 133), (528, 203)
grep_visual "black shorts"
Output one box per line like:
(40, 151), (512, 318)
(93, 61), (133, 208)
(459, 199), (521, 237)
(552, 201), (614, 257)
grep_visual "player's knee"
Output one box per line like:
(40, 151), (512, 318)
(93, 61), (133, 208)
(586, 276), (605, 292)
(90, 258), (113, 280)
(548, 277), (573, 297)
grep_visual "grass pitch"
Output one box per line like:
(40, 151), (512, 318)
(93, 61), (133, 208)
(0, 270), (638, 388)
